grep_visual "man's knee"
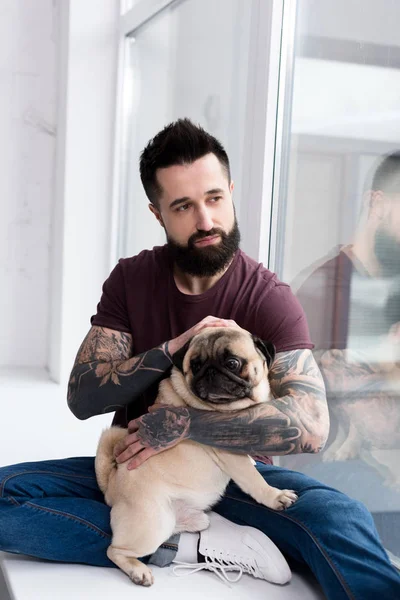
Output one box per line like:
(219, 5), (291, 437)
(0, 463), (42, 499)
(297, 487), (373, 530)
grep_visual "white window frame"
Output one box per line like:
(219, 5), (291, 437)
(48, 0), (120, 383)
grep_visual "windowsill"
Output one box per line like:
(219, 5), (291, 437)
(0, 366), (111, 467)
(0, 366), (54, 385)
(0, 552), (324, 600)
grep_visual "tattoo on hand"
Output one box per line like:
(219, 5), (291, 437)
(137, 408), (191, 450)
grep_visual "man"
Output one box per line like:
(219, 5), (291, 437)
(0, 120), (399, 599)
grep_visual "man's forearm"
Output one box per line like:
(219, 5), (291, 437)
(187, 403), (301, 455)
(184, 350), (328, 456)
(137, 392), (328, 458)
(132, 348), (329, 457)
(187, 397), (327, 456)
(68, 342), (172, 420)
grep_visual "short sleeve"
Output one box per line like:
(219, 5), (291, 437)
(90, 261), (131, 333)
(256, 283), (314, 352)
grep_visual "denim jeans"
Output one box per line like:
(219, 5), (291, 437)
(0, 457), (399, 600)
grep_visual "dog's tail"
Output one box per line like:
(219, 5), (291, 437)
(95, 427), (127, 494)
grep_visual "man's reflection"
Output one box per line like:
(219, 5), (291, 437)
(288, 152), (400, 492)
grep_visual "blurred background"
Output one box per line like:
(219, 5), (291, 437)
(1, 0), (399, 565)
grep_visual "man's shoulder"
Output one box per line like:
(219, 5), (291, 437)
(236, 252), (313, 351)
(118, 245), (168, 274)
(237, 249), (276, 285)
(237, 249), (292, 298)
(292, 245), (352, 295)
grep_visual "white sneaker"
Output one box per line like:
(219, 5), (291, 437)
(173, 512), (291, 585)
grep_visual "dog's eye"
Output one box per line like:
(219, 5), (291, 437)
(225, 358), (240, 371)
(190, 359), (202, 375)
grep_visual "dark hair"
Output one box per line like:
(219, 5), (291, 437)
(139, 118), (231, 207)
(372, 151), (400, 193)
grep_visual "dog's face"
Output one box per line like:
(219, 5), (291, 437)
(171, 327), (275, 412)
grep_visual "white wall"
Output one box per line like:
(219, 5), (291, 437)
(0, 0), (120, 466)
(0, 0), (120, 380)
(0, 0), (57, 368)
(48, 0), (120, 384)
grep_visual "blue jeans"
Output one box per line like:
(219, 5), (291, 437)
(0, 458), (398, 600)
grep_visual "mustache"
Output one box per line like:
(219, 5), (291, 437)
(188, 228), (224, 245)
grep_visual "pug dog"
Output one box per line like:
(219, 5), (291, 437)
(95, 326), (297, 586)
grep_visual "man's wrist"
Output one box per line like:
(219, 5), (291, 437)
(167, 337), (181, 357)
(164, 340), (173, 362)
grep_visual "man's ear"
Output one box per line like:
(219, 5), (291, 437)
(252, 337), (276, 368)
(148, 203), (165, 228)
(171, 339), (192, 372)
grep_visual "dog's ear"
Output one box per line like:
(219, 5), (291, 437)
(252, 337), (276, 368)
(171, 339), (192, 372)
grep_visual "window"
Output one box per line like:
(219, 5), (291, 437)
(117, 0), (254, 259)
(274, 0), (400, 563)
(116, 0), (400, 566)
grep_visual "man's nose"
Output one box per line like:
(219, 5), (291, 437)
(196, 207), (214, 232)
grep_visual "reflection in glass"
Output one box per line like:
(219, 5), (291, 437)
(274, 0), (400, 562)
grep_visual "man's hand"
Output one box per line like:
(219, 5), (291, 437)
(114, 406), (191, 470)
(168, 315), (241, 355)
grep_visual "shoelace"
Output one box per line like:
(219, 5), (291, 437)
(172, 550), (258, 584)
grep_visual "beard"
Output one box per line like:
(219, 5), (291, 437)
(167, 219), (241, 277)
(374, 225), (400, 278)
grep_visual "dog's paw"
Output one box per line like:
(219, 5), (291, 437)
(263, 489), (298, 511)
(129, 564), (154, 587)
(322, 449), (337, 462)
(329, 447), (359, 462)
(273, 489), (298, 511)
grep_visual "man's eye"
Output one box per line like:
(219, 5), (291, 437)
(176, 204), (190, 212)
(225, 358), (240, 371)
(210, 196), (222, 203)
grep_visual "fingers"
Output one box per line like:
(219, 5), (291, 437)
(195, 316), (239, 334)
(172, 317), (241, 354)
(115, 439), (143, 464)
(127, 447), (158, 470)
(127, 418), (140, 433)
(114, 431), (139, 460)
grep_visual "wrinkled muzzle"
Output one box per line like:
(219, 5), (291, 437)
(191, 363), (250, 403)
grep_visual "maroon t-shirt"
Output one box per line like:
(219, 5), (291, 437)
(295, 247), (353, 350)
(91, 245), (313, 461)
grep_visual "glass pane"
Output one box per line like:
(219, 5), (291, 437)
(274, 0), (400, 562)
(119, 0), (252, 257)
(121, 0), (137, 15)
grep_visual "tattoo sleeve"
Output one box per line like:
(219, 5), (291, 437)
(316, 347), (398, 399)
(67, 326), (173, 420)
(184, 349), (329, 456)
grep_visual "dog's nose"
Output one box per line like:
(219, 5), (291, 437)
(206, 368), (216, 381)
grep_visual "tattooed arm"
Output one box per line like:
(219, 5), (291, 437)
(187, 349), (329, 455)
(115, 349), (330, 469)
(68, 316), (239, 420)
(316, 346), (400, 398)
(67, 326), (173, 420)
